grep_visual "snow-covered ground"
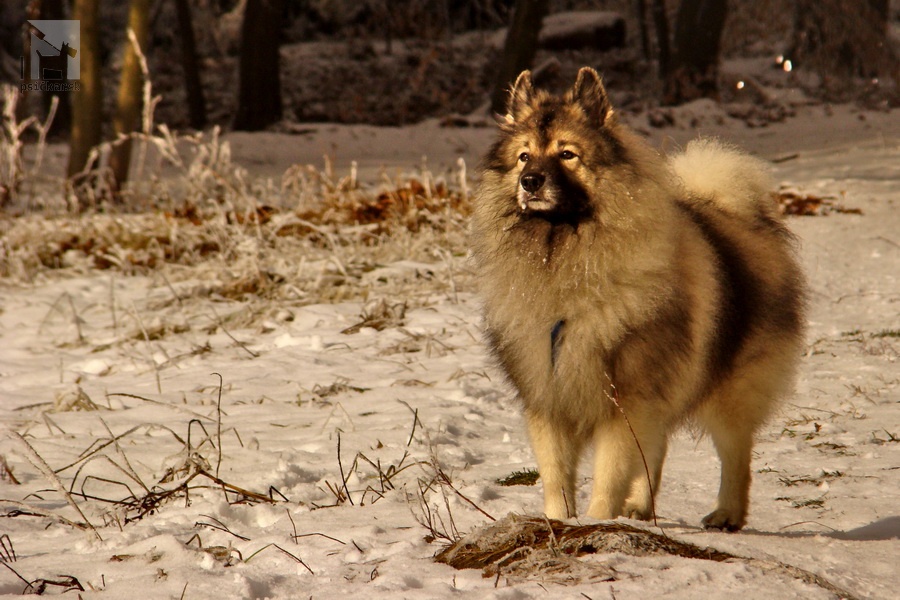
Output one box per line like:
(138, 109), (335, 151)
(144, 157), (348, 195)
(1, 116), (897, 598)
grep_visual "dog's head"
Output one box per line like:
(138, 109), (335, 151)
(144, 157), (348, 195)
(485, 67), (628, 224)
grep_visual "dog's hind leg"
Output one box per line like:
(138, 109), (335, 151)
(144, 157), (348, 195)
(699, 407), (754, 531)
(526, 410), (582, 519)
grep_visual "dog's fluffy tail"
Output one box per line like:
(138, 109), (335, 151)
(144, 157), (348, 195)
(670, 138), (779, 220)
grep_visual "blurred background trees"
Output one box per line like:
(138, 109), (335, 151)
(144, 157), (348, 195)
(0, 0), (897, 197)
(791, 0), (898, 92)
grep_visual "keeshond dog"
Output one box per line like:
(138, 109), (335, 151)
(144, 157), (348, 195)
(471, 67), (805, 531)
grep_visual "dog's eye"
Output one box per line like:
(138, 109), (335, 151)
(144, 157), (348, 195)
(518, 152), (529, 163)
(559, 150), (577, 161)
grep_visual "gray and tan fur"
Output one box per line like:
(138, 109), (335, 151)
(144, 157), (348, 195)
(471, 67), (805, 531)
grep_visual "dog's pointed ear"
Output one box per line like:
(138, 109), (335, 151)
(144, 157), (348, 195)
(506, 70), (535, 122)
(571, 67), (613, 125)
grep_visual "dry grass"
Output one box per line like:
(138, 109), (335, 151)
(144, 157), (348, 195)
(1, 396), (316, 581)
(1, 85), (58, 207)
(0, 151), (472, 301)
(2, 380), (454, 583)
(1, 69), (472, 318)
(435, 514), (862, 597)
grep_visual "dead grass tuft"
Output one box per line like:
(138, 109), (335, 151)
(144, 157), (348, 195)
(2, 389), (278, 536)
(435, 514), (863, 597)
(342, 299), (407, 334)
(495, 469), (540, 487)
(436, 515), (731, 574)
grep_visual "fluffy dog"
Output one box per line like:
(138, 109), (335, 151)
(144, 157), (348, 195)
(470, 67), (805, 531)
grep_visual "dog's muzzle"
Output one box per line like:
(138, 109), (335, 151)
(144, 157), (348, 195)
(520, 173), (545, 194)
(518, 172), (555, 211)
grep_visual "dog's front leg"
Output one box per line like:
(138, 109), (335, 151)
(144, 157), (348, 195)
(525, 410), (580, 519)
(586, 418), (637, 519)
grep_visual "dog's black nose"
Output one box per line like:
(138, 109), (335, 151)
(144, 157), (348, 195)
(520, 173), (545, 194)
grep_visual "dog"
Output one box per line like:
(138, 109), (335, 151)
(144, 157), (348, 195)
(470, 67), (805, 531)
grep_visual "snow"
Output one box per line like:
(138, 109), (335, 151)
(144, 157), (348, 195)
(1, 115), (898, 598)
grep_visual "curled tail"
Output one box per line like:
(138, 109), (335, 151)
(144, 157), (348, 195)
(669, 138), (780, 221)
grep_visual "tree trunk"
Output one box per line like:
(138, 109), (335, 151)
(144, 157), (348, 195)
(663, 0), (728, 106)
(634, 0), (650, 61)
(67, 0), (102, 178)
(650, 0), (671, 82)
(107, 0), (152, 195)
(39, 0), (72, 136)
(489, 0), (549, 116)
(174, 0), (206, 130)
(233, 0), (284, 131)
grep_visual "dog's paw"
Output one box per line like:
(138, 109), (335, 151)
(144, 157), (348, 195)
(622, 503), (653, 521)
(701, 509), (745, 532)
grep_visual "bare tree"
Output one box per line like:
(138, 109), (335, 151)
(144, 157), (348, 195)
(67, 0), (102, 178)
(489, 0), (549, 115)
(650, 0), (671, 83)
(233, 0), (284, 131)
(107, 0), (152, 194)
(174, 0), (207, 130)
(663, 0), (728, 106)
(634, 0), (650, 61)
